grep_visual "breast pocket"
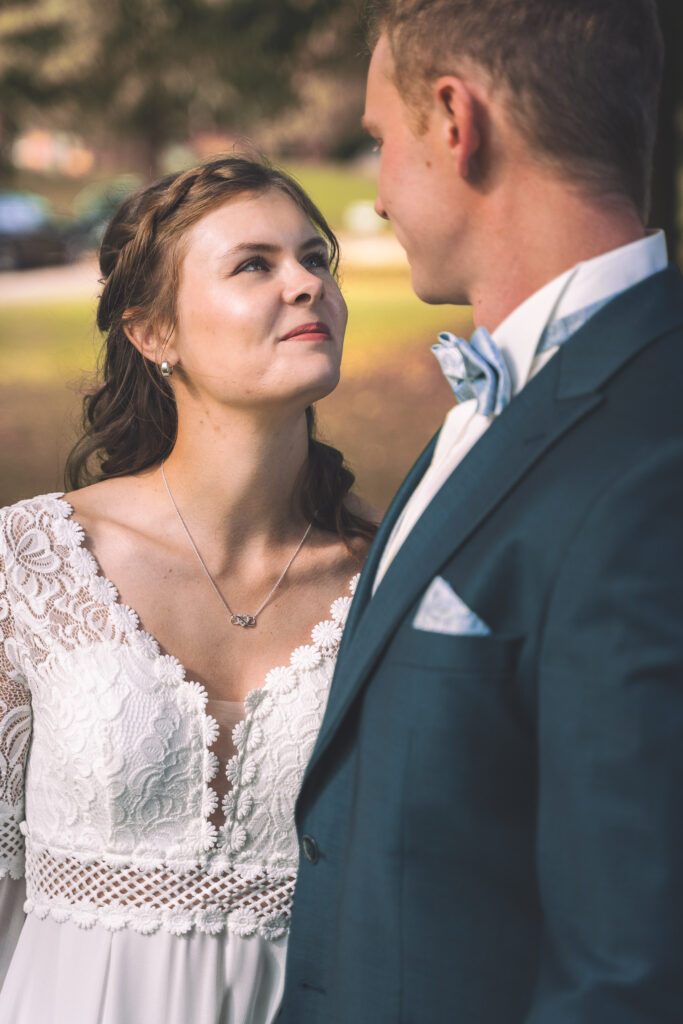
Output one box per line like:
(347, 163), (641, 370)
(386, 626), (524, 677)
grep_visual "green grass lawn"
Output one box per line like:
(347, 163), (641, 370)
(342, 266), (471, 372)
(0, 299), (100, 384)
(283, 163), (381, 231)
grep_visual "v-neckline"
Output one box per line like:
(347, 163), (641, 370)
(52, 493), (359, 853)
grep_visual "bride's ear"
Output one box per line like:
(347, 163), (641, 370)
(123, 311), (177, 368)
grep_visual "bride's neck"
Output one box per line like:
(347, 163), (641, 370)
(159, 405), (311, 550)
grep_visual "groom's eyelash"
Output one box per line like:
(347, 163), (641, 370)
(363, 129), (383, 152)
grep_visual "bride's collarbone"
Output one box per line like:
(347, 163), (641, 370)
(137, 582), (350, 704)
(64, 479), (367, 684)
(64, 504), (362, 703)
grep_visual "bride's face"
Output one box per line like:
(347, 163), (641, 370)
(167, 189), (347, 412)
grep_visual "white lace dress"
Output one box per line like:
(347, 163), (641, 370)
(0, 494), (357, 1024)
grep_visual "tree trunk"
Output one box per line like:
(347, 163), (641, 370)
(0, 111), (18, 184)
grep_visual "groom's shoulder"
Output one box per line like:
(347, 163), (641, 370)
(575, 264), (683, 407)
(619, 266), (683, 378)
(621, 263), (683, 338)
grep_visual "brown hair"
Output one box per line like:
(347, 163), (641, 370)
(366, 0), (663, 218)
(65, 154), (376, 545)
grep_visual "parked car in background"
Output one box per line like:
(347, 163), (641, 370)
(0, 191), (76, 270)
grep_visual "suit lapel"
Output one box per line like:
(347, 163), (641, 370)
(305, 265), (683, 781)
(308, 370), (600, 777)
(340, 433), (438, 652)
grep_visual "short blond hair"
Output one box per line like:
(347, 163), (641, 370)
(366, 0), (663, 218)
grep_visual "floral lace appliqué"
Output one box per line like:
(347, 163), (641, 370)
(0, 493), (360, 938)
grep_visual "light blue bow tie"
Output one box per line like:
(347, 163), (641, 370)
(432, 326), (511, 416)
(433, 296), (611, 416)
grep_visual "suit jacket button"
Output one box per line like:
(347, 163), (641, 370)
(302, 835), (319, 864)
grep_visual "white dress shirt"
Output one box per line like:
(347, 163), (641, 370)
(372, 230), (668, 592)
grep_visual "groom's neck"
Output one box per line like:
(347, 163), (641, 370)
(467, 173), (646, 333)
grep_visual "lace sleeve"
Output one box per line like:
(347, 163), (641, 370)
(0, 520), (31, 882)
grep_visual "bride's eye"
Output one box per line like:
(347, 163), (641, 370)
(236, 256), (269, 273)
(303, 250), (330, 270)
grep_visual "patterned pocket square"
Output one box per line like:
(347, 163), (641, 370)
(413, 576), (491, 636)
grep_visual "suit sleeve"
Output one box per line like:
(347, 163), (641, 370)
(527, 439), (683, 1024)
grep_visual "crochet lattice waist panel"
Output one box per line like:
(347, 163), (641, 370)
(0, 809), (24, 880)
(23, 838), (295, 940)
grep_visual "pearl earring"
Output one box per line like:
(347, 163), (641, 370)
(160, 360), (174, 378)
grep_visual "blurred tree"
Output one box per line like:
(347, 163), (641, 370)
(56, 0), (366, 176)
(0, 0), (369, 177)
(254, 0), (370, 160)
(14, 0), (676, 225)
(0, 0), (96, 177)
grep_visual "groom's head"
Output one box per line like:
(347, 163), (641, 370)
(363, 0), (663, 304)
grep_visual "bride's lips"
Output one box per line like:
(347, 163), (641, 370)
(280, 320), (332, 342)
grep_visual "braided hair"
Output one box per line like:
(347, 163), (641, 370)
(65, 155), (377, 546)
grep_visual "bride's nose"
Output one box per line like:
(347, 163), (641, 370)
(282, 264), (324, 305)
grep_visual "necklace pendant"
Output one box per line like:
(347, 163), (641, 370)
(231, 613), (257, 628)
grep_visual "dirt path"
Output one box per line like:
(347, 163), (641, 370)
(0, 256), (101, 304)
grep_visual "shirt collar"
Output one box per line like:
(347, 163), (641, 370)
(491, 229), (668, 397)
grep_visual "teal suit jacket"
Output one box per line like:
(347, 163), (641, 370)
(279, 266), (683, 1023)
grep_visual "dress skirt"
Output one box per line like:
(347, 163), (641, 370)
(0, 879), (287, 1024)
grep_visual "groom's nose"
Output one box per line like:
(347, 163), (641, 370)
(374, 197), (389, 220)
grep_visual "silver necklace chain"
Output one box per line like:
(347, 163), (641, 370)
(160, 462), (314, 629)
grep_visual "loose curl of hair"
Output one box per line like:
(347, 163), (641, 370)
(65, 154), (377, 546)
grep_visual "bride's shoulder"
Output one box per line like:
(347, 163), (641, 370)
(344, 493), (382, 546)
(0, 491), (72, 532)
(0, 479), (136, 547)
(63, 473), (156, 539)
(313, 494), (380, 589)
(0, 492), (76, 571)
(345, 492), (382, 526)
(63, 474), (143, 517)
(346, 495), (382, 561)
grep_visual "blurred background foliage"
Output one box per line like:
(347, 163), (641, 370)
(0, 0), (369, 173)
(0, 0), (680, 510)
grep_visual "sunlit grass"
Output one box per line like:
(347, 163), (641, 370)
(341, 265), (472, 373)
(283, 163), (380, 231)
(0, 299), (99, 384)
(0, 268), (472, 384)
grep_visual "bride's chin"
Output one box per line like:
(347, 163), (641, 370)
(299, 375), (342, 405)
(291, 358), (342, 392)
(294, 370), (342, 406)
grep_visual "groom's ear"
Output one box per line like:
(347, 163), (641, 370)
(433, 77), (483, 182)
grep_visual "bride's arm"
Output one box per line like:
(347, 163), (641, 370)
(0, 513), (31, 989)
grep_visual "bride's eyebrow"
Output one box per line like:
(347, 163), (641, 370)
(220, 242), (278, 262)
(221, 237), (325, 261)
